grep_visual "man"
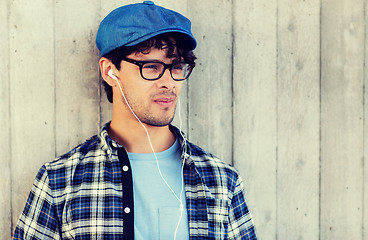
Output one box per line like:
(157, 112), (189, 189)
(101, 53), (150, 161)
(13, 1), (257, 239)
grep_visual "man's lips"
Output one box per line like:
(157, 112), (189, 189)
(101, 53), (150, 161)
(153, 97), (175, 107)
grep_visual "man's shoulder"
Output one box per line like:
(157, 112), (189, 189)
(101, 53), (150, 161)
(46, 135), (102, 170)
(188, 141), (239, 174)
(187, 141), (241, 193)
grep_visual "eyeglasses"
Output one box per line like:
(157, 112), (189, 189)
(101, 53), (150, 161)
(122, 57), (194, 81)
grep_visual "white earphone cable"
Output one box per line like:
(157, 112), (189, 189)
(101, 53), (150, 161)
(174, 97), (186, 240)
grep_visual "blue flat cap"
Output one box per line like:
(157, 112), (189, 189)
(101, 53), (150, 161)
(96, 1), (197, 57)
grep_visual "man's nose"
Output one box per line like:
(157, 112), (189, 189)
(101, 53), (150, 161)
(156, 68), (176, 89)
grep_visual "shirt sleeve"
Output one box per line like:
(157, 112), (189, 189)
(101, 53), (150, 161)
(13, 165), (61, 240)
(227, 174), (257, 240)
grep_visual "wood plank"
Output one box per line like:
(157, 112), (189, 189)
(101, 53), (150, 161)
(187, 0), (233, 164)
(277, 0), (321, 239)
(321, 0), (365, 239)
(54, 0), (100, 156)
(364, 3), (368, 239)
(365, 58), (368, 240)
(0, 0), (11, 238)
(365, 78), (368, 239)
(232, 0), (277, 238)
(9, 0), (55, 233)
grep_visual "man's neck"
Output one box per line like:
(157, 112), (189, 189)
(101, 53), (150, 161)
(108, 118), (176, 153)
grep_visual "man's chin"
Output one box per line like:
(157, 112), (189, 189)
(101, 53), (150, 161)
(142, 115), (175, 127)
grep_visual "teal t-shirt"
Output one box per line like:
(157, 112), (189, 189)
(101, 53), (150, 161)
(128, 139), (189, 240)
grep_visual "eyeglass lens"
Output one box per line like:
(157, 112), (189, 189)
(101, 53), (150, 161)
(142, 62), (191, 80)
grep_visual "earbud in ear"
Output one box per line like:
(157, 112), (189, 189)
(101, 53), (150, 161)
(108, 69), (118, 80)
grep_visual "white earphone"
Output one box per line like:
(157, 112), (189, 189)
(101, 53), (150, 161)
(108, 69), (117, 80)
(107, 68), (186, 240)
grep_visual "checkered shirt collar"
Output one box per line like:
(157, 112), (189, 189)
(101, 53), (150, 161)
(98, 122), (193, 165)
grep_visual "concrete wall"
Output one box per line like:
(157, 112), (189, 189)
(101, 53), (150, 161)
(1, 0), (367, 239)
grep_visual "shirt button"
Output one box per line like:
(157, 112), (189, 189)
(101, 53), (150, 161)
(122, 165), (129, 172)
(124, 207), (131, 214)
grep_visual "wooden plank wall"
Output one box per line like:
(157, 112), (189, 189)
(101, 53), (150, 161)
(0, 0), (11, 239)
(0, 0), (367, 239)
(321, 0), (365, 239)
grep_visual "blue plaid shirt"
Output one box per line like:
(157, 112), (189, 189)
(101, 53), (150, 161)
(14, 123), (257, 239)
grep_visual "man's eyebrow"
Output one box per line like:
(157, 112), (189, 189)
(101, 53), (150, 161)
(138, 59), (164, 62)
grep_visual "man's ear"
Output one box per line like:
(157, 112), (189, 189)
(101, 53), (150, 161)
(99, 57), (117, 87)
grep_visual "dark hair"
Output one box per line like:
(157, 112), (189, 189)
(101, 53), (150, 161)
(102, 33), (197, 103)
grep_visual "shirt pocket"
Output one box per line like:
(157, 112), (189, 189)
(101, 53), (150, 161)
(158, 207), (189, 240)
(206, 198), (230, 239)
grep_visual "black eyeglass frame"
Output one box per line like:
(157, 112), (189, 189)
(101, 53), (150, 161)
(122, 57), (195, 81)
